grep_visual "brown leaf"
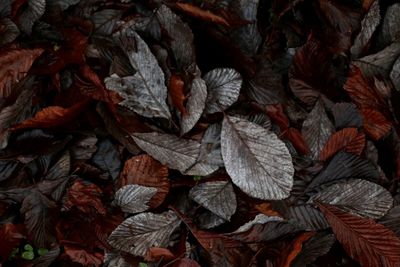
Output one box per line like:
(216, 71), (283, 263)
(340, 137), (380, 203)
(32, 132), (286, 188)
(362, 109), (392, 140)
(317, 202), (400, 267)
(145, 247), (175, 262)
(279, 232), (315, 267)
(172, 258), (201, 267)
(0, 224), (25, 263)
(12, 101), (89, 130)
(319, 128), (365, 161)
(169, 74), (187, 116)
(0, 48), (43, 99)
(117, 155), (169, 209)
(283, 127), (310, 155)
(254, 202), (282, 217)
(64, 180), (106, 216)
(63, 243), (103, 267)
(175, 3), (230, 26)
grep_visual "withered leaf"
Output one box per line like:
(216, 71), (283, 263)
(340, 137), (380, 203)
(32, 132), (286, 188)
(302, 100), (335, 159)
(189, 181), (236, 221)
(108, 210), (181, 257)
(105, 29), (171, 119)
(317, 203), (400, 267)
(113, 185), (157, 214)
(203, 68), (242, 114)
(221, 116), (294, 200)
(132, 132), (218, 176)
(311, 179), (393, 219)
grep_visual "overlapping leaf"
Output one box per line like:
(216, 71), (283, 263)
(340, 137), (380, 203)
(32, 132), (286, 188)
(221, 116), (294, 200)
(132, 132), (218, 176)
(18, 0), (46, 34)
(311, 179), (393, 219)
(108, 210), (181, 257)
(92, 139), (121, 180)
(302, 100), (335, 159)
(113, 185), (157, 214)
(105, 29), (171, 119)
(203, 68), (242, 114)
(189, 181), (236, 221)
(317, 203), (400, 267)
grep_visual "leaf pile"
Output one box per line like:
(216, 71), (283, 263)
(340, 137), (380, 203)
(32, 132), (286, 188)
(0, 0), (400, 266)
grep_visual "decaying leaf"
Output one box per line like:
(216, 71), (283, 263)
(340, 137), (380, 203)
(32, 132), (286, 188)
(189, 181), (236, 221)
(203, 68), (242, 114)
(221, 116), (294, 200)
(108, 210), (181, 256)
(317, 203), (400, 267)
(311, 179), (393, 219)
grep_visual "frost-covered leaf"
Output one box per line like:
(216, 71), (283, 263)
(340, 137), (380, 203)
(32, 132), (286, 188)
(106, 29), (171, 119)
(108, 210), (181, 257)
(355, 42), (400, 78)
(156, 5), (195, 72)
(18, 0), (46, 35)
(307, 152), (379, 190)
(132, 132), (217, 175)
(350, 0), (380, 58)
(317, 203), (400, 267)
(203, 68), (242, 114)
(221, 116), (294, 200)
(229, 0), (261, 56)
(181, 77), (207, 134)
(20, 189), (56, 247)
(302, 100), (335, 159)
(113, 185), (157, 214)
(189, 181), (236, 221)
(92, 139), (121, 180)
(0, 18), (19, 47)
(311, 179), (393, 219)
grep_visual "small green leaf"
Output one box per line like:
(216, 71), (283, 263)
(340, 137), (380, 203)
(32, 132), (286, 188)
(22, 251), (35, 260)
(139, 263), (148, 267)
(9, 248), (19, 259)
(24, 244), (34, 251)
(38, 248), (48, 256)
(193, 175), (202, 181)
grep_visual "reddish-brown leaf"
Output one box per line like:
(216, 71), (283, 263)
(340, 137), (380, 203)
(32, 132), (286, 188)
(317, 202), (400, 267)
(172, 258), (201, 267)
(279, 232), (315, 267)
(117, 155), (169, 209)
(12, 100), (89, 130)
(343, 66), (388, 114)
(362, 109), (392, 141)
(319, 128), (365, 161)
(175, 3), (230, 26)
(284, 127), (310, 155)
(63, 243), (103, 267)
(254, 202), (281, 217)
(265, 104), (289, 130)
(0, 224), (25, 263)
(145, 247), (175, 262)
(64, 180), (106, 216)
(169, 74), (187, 116)
(0, 48), (44, 99)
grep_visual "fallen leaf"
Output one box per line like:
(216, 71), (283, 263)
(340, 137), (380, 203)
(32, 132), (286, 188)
(175, 2), (230, 26)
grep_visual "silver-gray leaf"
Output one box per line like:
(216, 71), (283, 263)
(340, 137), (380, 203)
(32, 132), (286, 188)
(104, 253), (131, 267)
(310, 179), (393, 219)
(378, 3), (400, 48)
(390, 56), (400, 91)
(189, 181), (236, 220)
(197, 211), (227, 229)
(351, 0), (380, 58)
(355, 42), (400, 78)
(18, 0), (46, 35)
(302, 100), (335, 159)
(108, 210), (180, 257)
(113, 185), (157, 214)
(132, 132), (217, 176)
(287, 204), (329, 231)
(181, 77), (207, 134)
(203, 68), (242, 114)
(106, 30), (171, 119)
(0, 18), (20, 47)
(156, 5), (195, 72)
(221, 116), (294, 200)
